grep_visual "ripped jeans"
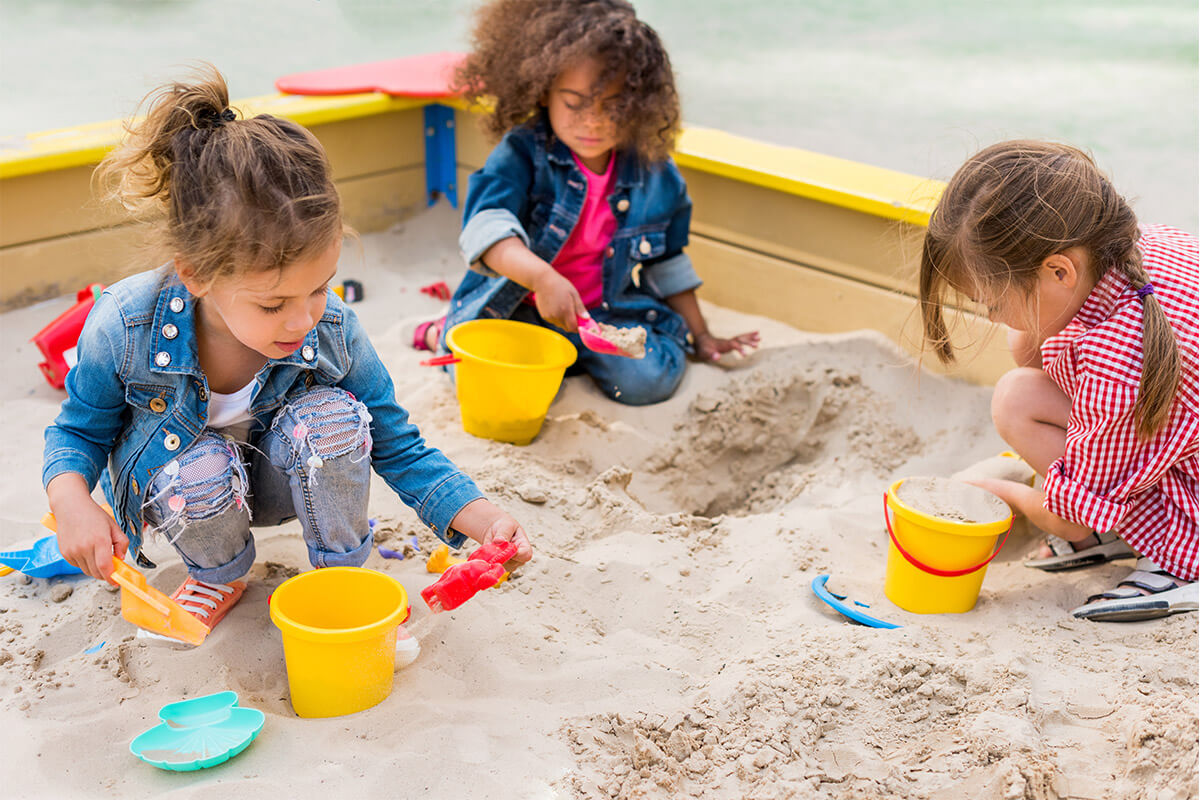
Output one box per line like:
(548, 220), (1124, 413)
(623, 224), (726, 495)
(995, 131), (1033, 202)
(142, 387), (374, 584)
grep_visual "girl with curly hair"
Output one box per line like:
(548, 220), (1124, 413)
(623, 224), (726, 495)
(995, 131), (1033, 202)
(415, 0), (758, 405)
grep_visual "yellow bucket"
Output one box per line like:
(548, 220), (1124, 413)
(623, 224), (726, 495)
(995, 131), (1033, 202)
(883, 479), (1012, 614)
(269, 567), (409, 718)
(444, 319), (577, 445)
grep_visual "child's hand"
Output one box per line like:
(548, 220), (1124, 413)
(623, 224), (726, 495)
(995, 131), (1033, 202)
(48, 476), (128, 583)
(532, 270), (587, 332)
(694, 330), (760, 361)
(450, 498), (533, 565)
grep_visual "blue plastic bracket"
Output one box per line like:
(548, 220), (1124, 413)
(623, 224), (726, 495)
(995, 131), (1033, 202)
(423, 103), (458, 208)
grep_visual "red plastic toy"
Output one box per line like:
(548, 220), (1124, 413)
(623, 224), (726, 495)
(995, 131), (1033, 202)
(32, 284), (104, 389)
(420, 540), (518, 613)
(419, 281), (452, 301)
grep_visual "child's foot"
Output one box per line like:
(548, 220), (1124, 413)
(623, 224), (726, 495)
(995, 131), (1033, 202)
(1025, 531), (1136, 571)
(412, 316), (446, 352)
(1071, 558), (1198, 622)
(170, 577), (246, 630)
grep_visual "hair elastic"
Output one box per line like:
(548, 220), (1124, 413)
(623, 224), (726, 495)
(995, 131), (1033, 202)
(1135, 283), (1156, 299)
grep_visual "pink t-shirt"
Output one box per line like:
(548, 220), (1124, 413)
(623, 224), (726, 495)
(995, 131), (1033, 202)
(527, 152), (616, 310)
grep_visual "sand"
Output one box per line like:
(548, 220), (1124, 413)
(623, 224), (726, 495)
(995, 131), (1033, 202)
(593, 321), (647, 359)
(0, 204), (1196, 799)
(896, 477), (1011, 525)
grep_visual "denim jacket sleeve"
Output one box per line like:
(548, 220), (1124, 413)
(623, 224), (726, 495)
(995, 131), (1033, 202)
(42, 291), (128, 490)
(459, 130), (536, 275)
(641, 162), (703, 298)
(337, 306), (483, 547)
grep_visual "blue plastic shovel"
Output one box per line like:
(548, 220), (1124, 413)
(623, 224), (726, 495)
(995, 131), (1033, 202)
(0, 533), (82, 579)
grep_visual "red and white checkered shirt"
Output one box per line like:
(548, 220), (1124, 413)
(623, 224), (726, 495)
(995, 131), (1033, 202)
(1041, 225), (1199, 581)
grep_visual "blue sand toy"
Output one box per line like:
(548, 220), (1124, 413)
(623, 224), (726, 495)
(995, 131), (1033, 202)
(130, 691), (265, 771)
(811, 574), (901, 629)
(0, 535), (82, 579)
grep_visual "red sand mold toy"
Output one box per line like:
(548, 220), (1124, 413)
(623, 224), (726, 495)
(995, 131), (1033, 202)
(420, 540), (518, 613)
(32, 284), (104, 389)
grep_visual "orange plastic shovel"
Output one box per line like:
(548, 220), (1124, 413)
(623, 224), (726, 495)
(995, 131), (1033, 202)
(40, 509), (209, 645)
(109, 557), (209, 646)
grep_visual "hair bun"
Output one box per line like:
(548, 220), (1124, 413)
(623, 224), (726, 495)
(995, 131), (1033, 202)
(196, 106), (236, 129)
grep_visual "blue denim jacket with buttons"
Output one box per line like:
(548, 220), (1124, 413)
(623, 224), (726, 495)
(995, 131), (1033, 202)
(446, 114), (703, 342)
(43, 268), (483, 557)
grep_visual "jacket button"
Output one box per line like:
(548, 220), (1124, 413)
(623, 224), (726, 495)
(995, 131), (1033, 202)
(198, 385), (208, 401)
(155, 351), (171, 367)
(646, 309), (659, 322)
(616, 198), (630, 212)
(604, 246), (615, 258)
(164, 433), (181, 451)
(131, 478), (140, 496)
(301, 345), (315, 362)
(149, 397), (167, 413)
(169, 297), (185, 313)
(162, 323), (178, 340)
(631, 263), (643, 288)
(639, 239), (651, 255)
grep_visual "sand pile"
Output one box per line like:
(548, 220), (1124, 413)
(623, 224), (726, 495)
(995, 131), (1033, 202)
(0, 206), (1195, 799)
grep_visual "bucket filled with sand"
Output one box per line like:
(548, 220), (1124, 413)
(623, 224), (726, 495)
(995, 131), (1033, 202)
(883, 476), (1013, 614)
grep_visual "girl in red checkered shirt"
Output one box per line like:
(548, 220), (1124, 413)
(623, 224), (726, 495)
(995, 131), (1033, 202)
(920, 140), (1198, 622)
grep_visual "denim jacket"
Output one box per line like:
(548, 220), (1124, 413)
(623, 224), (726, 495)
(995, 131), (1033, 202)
(43, 268), (483, 557)
(445, 114), (702, 342)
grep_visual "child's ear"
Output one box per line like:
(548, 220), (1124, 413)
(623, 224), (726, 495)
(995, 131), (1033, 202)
(1040, 251), (1080, 289)
(175, 257), (209, 298)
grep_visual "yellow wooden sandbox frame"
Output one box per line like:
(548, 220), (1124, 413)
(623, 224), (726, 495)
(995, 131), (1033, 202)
(0, 92), (1010, 383)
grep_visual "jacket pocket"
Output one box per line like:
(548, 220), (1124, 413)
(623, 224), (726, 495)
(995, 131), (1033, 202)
(628, 230), (667, 261)
(126, 382), (176, 413)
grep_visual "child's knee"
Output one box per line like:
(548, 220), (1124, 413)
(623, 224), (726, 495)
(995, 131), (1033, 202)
(991, 367), (1046, 430)
(596, 340), (687, 406)
(275, 386), (372, 463)
(149, 431), (247, 522)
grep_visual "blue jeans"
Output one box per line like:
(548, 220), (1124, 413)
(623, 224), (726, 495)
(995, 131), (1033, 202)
(507, 305), (686, 406)
(142, 387), (373, 584)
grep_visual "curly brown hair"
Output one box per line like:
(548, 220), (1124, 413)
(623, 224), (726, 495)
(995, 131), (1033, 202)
(96, 63), (342, 287)
(454, 0), (680, 162)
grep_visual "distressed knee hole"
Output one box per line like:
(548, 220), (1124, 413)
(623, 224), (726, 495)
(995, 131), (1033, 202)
(286, 387), (372, 462)
(148, 434), (248, 525)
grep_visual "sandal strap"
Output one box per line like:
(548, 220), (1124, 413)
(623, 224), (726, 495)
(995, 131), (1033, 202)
(1046, 531), (1101, 557)
(1085, 569), (1180, 604)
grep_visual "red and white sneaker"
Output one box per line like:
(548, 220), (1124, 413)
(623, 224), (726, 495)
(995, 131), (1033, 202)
(170, 577), (246, 630)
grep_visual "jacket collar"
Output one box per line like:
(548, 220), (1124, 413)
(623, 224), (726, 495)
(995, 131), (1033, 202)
(535, 113), (645, 190)
(148, 269), (322, 378)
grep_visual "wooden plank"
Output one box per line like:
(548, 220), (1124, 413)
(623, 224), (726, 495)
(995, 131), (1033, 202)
(687, 235), (1013, 385)
(339, 166), (427, 233)
(313, 108), (426, 182)
(675, 126), (944, 226)
(0, 92), (426, 179)
(0, 164), (128, 249)
(684, 167), (926, 297)
(0, 167), (429, 309)
(0, 109), (427, 251)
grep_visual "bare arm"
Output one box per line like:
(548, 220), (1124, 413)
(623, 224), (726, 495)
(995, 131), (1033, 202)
(968, 477), (1092, 541)
(481, 237), (586, 331)
(47, 472), (127, 583)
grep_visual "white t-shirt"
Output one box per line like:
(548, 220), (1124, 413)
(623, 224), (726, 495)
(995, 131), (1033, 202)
(207, 380), (256, 436)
